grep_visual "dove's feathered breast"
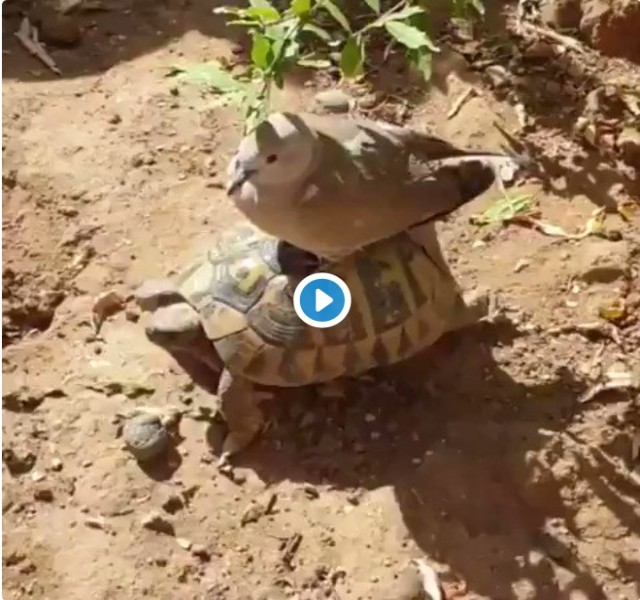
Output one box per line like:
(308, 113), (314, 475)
(229, 112), (522, 260)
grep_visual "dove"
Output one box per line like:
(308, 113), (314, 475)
(225, 111), (527, 261)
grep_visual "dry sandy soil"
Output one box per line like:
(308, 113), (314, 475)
(2, 0), (640, 599)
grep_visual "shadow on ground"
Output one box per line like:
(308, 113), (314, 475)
(2, 0), (244, 82)
(226, 321), (631, 599)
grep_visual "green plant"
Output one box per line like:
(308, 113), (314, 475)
(168, 0), (484, 132)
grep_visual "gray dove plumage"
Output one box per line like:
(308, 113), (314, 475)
(225, 111), (526, 261)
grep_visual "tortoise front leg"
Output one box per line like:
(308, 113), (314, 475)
(217, 369), (266, 468)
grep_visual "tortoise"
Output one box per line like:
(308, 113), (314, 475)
(134, 223), (489, 465)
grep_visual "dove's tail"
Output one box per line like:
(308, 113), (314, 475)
(414, 152), (529, 228)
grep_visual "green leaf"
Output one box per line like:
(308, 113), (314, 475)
(407, 48), (432, 81)
(468, 0), (485, 16)
(384, 20), (439, 52)
(249, 0), (276, 9)
(363, 0), (380, 14)
(380, 5), (424, 23)
(291, 0), (312, 16)
(284, 40), (301, 61)
(245, 6), (281, 21)
(167, 62), (248, 93)
(301, 23), (332, 41)
(340, 36), (364, 78)
(251, 35), (273, 70)
(320, 0), (351, 32)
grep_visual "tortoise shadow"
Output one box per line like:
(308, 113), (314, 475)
(218, 320), (626, 599)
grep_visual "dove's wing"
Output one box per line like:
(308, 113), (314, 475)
(275, 113), (521, 259)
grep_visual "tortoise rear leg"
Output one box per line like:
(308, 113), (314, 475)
(217, 369), (266, 468)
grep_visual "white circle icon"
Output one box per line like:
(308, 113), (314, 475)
(293, 272), (352, 329)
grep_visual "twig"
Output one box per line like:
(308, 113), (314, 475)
(521, 21), (585, 54)
(14, 17), (62, 76)
(447, 86), (476, 119)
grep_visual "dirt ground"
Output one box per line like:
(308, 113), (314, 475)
(2, 0), (640, 598)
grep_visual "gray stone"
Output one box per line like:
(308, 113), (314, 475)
(122, 414), (168, 461)
(313, 89), (353, 114)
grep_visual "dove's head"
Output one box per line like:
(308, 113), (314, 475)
(226, 112), (317, 196)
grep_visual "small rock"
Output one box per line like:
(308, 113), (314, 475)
(131, 154), (145, 168)
(314, 89), (353, 114)
(122, 413), (169, 462)
(30, 470), (46, 482)
(50, 458), (63, 472)
(141, 511), (174, 535)
(302, 483), (319, 499)
(346, 489), (362, 505)
(617, 126), (640, 168)
(33, 486), (54, 502)
(108, 113), (122, 125)
(514, 259), (530, 273)
(524, 40), (556, 59)
(484, 64), (509, 87)
(358, 93), (379, 109)
(191, 544), (211, 561)
(176, 537), (192, 550)
(84, 516), (107, 530)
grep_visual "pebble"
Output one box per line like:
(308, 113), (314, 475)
(176, 537), (192, 550)
(108, 113), (122, 125)
(191, 544), (211, 561)
(141, 511), (174, 535)
(313, 89), (354, 114)
(33, 486), (54, 502)
(122, 413), (169, 462)
(514, 259), (530, 273)
(30, 470), (46, 483)
(302, 483), (320, 499)
(484, 64), (510, 87)
(50, 458), (63, 472)
(617, 126), (640, 167)
(358, 93), (379, 109)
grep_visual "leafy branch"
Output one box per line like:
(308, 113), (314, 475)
(168, 0), (484, 132)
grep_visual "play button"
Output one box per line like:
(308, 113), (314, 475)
(315, 289), (333, 312)
(293, 273), (352, 329)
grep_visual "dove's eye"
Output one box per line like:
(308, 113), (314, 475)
(266, 154), (278, 164)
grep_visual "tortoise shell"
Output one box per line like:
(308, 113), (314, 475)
(174, 224), (466, 387)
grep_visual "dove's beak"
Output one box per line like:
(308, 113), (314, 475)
(225, 167), (254, 196)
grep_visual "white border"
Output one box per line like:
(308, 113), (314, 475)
(293, 272), (352, 329)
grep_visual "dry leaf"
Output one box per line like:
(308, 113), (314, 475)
(616, 199), (638, 221)
(598, 298), (626, 322)
(513, 208), (606, 240)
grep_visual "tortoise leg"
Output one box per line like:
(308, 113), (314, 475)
(144, 301), (223, 375)
(447, 286), (492, 331)
(217, 369), (265, 467)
